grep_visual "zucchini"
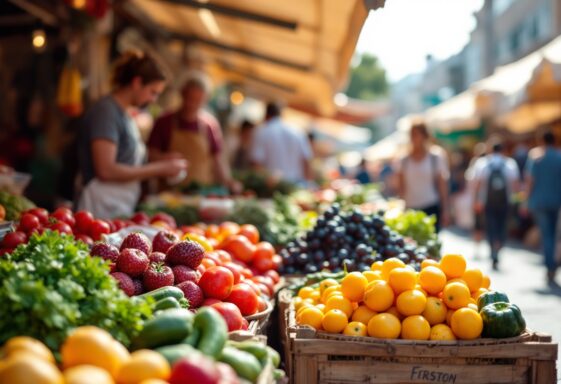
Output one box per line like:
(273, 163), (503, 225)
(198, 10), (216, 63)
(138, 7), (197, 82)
(154, 297), (181, 311)
(139, 286), (184, 302)
(132, 308), (194, 350)
(219, 346), (262, 383)
(194, 307), (228, 358)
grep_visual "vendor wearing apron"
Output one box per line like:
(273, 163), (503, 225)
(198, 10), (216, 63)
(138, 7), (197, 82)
(77, 51), (187, 219)
(148, 72), (241, 192)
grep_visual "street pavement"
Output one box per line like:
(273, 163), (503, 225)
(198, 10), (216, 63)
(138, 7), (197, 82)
(440, 229), (561, 380)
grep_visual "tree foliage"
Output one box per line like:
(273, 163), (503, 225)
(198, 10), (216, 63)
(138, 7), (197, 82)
(345, 53), (388, 100)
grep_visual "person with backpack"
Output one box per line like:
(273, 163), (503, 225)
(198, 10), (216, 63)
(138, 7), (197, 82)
(397, 121), (450, 232)
(473, 139), (520, 270)
(524, 131), (561, 286)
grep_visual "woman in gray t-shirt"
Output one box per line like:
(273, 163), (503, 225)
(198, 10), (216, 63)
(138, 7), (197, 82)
(77, 51), (187, 219)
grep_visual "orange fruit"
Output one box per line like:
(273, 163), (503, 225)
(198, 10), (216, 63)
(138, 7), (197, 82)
(341, 272), (368, 302)
(418, 266), (447, 295)
(381, 258), (406, 279)
(139, 380), (169, 384)
(293, 297), (304, 311)
(309, 290), (321, 303)
(421, 259), (440, 269)
(415, 285), (428, 297)
(343, 321), (367, 337)
(446, 309), (456, 326)
(462, 268), (483, 292)
(0, 353), (63, 384)
(322, 309), (349, 333)
(325, 295), (353, 318)
(316, 304), (326, 313)
(442, 282), (471, 310)
(362, 270), (382, 282)
(367, 313), (401, 339)
(471, 288), (488, 300)
(370, 261), (383, 272)
(239, 224), (260, 244)
(467, 303), (479, 312)
(64, 365), (114, 384)
(396, 290), (427, 316)
(422, 297), (447, 325)
(116, 349), (171, 384)
(481, 275), (491, 289)
(351, 305), (377, 325)
(388, 267), (417, 294)
(319, 279), (339, 295)
(386, 306), (403, 320)
(401, 315), (431, 340)
(61, 326), (129, 377)
(430, 324), (457, 341)
(297, 307), (324, 330)
(439, 254), (466, 279)
(363, 281), (394, 312)
(298, 286), (316, 300)
(3, 337), (55, 363)
(450, 308), (483, 340)
(447, 278), (468, 286)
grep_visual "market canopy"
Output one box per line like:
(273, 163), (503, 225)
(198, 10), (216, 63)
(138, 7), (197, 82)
(121, 0), (386, 116)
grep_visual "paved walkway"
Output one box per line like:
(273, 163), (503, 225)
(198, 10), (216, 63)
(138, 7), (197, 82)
(440, 229), (561, 380)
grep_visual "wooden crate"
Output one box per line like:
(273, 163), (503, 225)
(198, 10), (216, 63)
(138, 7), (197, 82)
(283, 302), (558, 384)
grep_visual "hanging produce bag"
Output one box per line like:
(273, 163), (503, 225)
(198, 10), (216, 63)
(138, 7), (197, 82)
(56, 63), (83, 117)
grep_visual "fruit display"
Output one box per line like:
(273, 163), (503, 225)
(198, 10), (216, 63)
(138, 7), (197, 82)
(103, 224), (280, 331)
(0, 231), (152, 351)
(0, 190), (35, 221)
(280, 204), (433, 275)
(293, 253), (526, 341)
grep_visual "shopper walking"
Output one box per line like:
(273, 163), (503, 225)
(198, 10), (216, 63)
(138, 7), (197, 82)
(473, 139), (520, 270)
(250, 102), (313, 184)
(525, 131), (561, 285)
(77, 51), (187, 219)
(396, 122), (450, 232)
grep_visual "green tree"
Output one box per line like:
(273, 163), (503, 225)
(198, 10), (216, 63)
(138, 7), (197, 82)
(345, 53), (388, 100)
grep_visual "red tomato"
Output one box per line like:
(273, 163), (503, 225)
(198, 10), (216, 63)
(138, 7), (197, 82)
(196, 264), (206, 276)
(222, 263), (242, 284)
(240, 318), (249, 331)
(51, 207), (75, 227)
(204, 252), (222, 266)
(226, 284), (259, 316)
(201, 258), (217, 269)
(182, 226), (205, 236)
(264, 270), (280, 284)
(131, 212), (150, 225)
(271, 255), (282, 271)
(74, 210), (94, 234)
(252, 255), (274, 273)
(241, 267), (253, 279)
(222, 235), (255, 263)
(214, 250), (232, 263)
(251, 276), (274, 295)
(205, 224), (220, 239)
(89, 219), (111, 240)
(27, 208), (48, 225)
(211, 302), (244, 332)
(1, 231), (27, 249)
(257, 296), (268, 313)
(19, 213), (40, 233)
(75, 234), (94, 246)
(49, 221), (73, 234)
(199, 266), (234, 300)
(240, 280), (261, 296)
(202, 298), (222, 307)
(218, 222), (240, 239)
(238, 224), (259, 244)
(253, 242), (275, 260)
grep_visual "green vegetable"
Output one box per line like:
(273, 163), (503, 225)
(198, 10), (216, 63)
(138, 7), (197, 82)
(274, 369), (286, 380)
(139, 286), (184, 302)
(0, 190), (35, 221)
(132, 308), (194, 350)
(182, 326), (201, 347)
(154, 297), (181, 311)
(178, 298), (190, 309)
(194, 307), (228, 358)
(219, 346), (262, 383)
(386, 210), (441, 258)
(266, 346), (281, 368)
(480, 302), (526, 338)
(477, 291), (510, 311)
(0, 231), (152, 351)
(227, 340), (268, 365)
(155, 344), (201, 365)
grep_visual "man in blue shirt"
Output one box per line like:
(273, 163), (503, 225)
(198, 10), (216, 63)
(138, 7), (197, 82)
(526, 131), (561, 286)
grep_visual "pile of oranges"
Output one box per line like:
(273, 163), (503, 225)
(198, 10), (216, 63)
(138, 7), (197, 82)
(294, 254), (491, 341)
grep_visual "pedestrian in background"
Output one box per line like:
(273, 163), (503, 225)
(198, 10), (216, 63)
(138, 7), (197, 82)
(524, 131), (561, 286)
(465, 142), (487, 258)
(396, 121), (450, 232)
(473, 138), (520, 270)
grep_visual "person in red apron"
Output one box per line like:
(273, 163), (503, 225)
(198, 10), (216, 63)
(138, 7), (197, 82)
(77, 51), (187, 219)
(148, 72), (240, 192)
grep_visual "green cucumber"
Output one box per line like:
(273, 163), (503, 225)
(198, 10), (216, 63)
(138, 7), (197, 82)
(266, 346), (280, 368)
(155, 344), (201, 365)
(194, 307), (228, 358)
(182, 326), (201, 347)
(139, 286), (184, 302)
(154, 297), (181, 311)
(219, 346), (262, 383)
(227, 341), (268, 364)
(132, 308), (194, 349)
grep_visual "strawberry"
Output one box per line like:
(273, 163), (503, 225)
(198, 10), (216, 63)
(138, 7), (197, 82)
(143, 262), (174, 291)
(176, 281), (204, 308)
(166, 240), (204, 268)
(152, 230), (179, 254)
(120, 232), (151, 255)
(111, 272), (135, 296)
(90, 242), (120, 272)
(117, 248), (149, 277)
(149, 251), (167, 264)
(172, 265), (200, 284)
(132, 279), (144, 295)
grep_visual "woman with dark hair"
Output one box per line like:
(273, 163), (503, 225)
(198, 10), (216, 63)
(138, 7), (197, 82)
(396, 122), (450, 231)
(77, 51), (187, 218)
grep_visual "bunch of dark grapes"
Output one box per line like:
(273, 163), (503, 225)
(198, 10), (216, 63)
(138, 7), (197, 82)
(279, 204), (429, 275)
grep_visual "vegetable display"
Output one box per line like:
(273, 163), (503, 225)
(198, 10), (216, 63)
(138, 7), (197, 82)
(480, 302), (526, 339)
(385, 209), (441, 258)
